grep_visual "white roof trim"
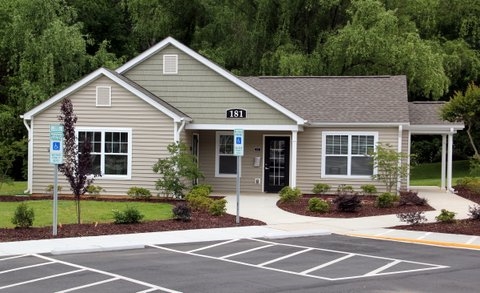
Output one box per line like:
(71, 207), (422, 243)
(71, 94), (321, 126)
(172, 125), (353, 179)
(116, 37), (305, 125)
(22, 68), (186, 122)
(406, 124), (464, 134)
(308, 122), (410, 127)
(186, 123), (303, 132)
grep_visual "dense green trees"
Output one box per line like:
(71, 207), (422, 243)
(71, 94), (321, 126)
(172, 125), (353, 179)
(1, 0), (480, 181)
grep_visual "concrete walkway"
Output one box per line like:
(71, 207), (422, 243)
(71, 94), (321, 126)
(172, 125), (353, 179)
(1, 186), (479, 257)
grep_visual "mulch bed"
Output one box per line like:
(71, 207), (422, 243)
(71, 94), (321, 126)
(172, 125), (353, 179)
(0, 196), (264, 242)
(277, 195), (434, 218)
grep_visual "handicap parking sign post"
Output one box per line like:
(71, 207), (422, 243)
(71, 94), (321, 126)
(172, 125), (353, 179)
(50, 125), (64, 236)
(234, 129), (244, 224)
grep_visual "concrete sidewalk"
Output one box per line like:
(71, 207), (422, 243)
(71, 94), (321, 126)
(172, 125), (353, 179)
(1, 187), (479, 257)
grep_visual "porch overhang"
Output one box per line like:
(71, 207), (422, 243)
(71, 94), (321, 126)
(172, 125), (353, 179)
(185, 124), (304, 132)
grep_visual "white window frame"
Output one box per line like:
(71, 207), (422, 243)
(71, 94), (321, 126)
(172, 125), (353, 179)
(321, 131), (378, 178)
(76, 127), (132, 180)
(96, 86), (111, 107)
(215, 131), (240, 177)
(163, 54), (178, 74)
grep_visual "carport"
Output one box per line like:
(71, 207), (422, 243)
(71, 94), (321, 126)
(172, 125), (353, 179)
(407, 102), (464, 191)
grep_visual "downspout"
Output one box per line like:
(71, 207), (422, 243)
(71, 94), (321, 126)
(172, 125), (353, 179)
(21, 115), (32, 194)
(397, 125), (403, 193)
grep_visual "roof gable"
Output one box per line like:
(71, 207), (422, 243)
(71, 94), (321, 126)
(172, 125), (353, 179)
(22, 68), (190, 122)
(116, 37), (305, 125)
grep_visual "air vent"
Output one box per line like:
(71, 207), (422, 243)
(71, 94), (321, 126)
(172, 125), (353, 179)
(96, 86), (111, 107)
(163, 55), (178, 74)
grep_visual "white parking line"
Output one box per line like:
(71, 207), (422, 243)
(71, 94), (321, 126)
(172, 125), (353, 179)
(0, 254), (29, 261)
(0, 269), (85, 290)
(150, 238), (449, 282)
(188, 239), (238, 253)
(219, 244), (274, 259)
(55, 277), (119, 293)
(0, 261), (55, 275)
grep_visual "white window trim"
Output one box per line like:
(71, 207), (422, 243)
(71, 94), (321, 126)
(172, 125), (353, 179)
(163, 54), (178, 74)
(215, 131), (240, 177)
(96, 86), (111, 107)
(76, 127), (132, 180)
(321, 131), (378, 179)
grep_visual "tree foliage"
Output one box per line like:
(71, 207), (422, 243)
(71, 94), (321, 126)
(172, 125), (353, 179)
(370, 144), (410, 193)
(58, 98), (96, 224)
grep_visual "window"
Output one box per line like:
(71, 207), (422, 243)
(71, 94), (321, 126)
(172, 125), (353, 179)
(96, 86), (111, 107)
(163, 54), (178, 74)
(322, 132), (377, 177)
(77, 128), (131, 178)
(216, 131), (237, 176)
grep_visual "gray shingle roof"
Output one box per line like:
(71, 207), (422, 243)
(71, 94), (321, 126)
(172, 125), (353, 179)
(408, 101), (462, 126)
(240, 76), (410, 124)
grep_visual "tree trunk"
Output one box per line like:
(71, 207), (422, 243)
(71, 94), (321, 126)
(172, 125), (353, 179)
(466, 124), (480, 158)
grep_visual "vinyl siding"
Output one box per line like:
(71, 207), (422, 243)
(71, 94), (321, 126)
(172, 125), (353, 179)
(124, 45), (294, 126)
(31, 76), (175, 195)
(296, 127), (401, 193)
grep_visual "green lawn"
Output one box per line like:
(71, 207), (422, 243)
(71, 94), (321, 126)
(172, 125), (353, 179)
(1, 200), (173, 228)
(0, 181), (28, 195)
(410, 160), (471, 186)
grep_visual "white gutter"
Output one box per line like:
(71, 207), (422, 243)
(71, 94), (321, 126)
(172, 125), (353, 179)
(21, 115), (32, 194)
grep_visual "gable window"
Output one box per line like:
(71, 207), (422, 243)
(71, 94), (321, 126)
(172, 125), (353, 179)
(163, 54), (178, 74)
(322, 132), (377, 177)
(96, 86), (111, 107)
(215, 131), (237, 176)
(78, 128), (132, 179)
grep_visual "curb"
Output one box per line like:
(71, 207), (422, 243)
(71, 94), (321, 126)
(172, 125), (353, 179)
(264, 229), (331, 240)
(347, 233), (480, 251)
(50, 244), (145, 255)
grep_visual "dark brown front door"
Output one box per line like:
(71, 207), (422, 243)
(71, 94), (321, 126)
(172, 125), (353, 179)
(264, 136), (290, 193)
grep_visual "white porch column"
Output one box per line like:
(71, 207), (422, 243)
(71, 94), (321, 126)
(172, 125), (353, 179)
(447, 130), (454, 191)
(441, 134), (447, 190)
(290, 130), (298, 188)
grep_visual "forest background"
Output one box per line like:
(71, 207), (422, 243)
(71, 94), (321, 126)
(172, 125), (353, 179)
(1, 0), (479, 182)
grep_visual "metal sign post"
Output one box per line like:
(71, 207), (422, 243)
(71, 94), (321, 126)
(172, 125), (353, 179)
(50, 125), (64, 236)
(234, 129), (244, 224)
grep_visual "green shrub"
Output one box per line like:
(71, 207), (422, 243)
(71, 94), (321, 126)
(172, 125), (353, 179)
(333, 194), (361, 212)
(456, 177), (480, 193)
(312, 183), (331, 195)
(191, 184), (213, 194)
(127, 186), (152, 200)
(376, 192), (397, 208)
(45, 184), (62, 193)
(336, 184), (354, 194)
(172, 203), (191, 221)
(86, 185), (105, 196)
(187, 195), (212, 211)
(397, 211), (427, 225)
(209, 199), (227, 216)
(112, 206), (144, 224)
(279, 186), (302, 203)
(360, 184), (377, 195)
(307, 197), (330, 213)
(11, 202), (35, 228)
(435, 209), (456, 223)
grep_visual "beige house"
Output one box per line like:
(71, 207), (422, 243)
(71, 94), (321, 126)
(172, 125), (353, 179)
(22, 37), (463, 196)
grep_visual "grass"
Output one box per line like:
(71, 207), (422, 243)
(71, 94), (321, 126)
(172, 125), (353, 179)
(410, 160), (471, 186)
(0, 181), (28, 195)
(1, 200), (173, 228)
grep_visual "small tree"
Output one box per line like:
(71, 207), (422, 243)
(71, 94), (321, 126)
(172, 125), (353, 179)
(58, 98), (97, 224)
(153, 141), (203, 198)
(370, 144), (410, 193)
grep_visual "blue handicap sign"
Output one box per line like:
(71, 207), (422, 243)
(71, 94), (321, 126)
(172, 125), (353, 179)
(52, 141), (61, 151)
(236, 137), (242, 144)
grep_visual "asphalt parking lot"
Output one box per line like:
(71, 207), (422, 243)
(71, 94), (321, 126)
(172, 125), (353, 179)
(1, 234), (480, 293)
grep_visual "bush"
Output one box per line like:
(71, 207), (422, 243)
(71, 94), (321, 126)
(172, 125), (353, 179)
(312, 183), (331, 195)
(11, 202), (35, 228)
(112, 206), (144, 224)
(279, 186), (302, 203)
(337, 184), (354, 194)
(191, 184), (213, 194)
(172, 203), (191, 221)
(468, 205), (480, 220)
(376, 192), (397, 208)
(456, 177), (480, 193)
(398, 190), (428, 206)
(397, 211), (427, 225)
(360, 184), (377, 195)
(185, 185), (212, 211)
(209, 199), (227, 216)
(86, 185), (105, 196)
(333, 194), (361, 212)
(435, 209), (456, 223)
(307, 197), (330, 213)
(127, 186), (152, 200)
